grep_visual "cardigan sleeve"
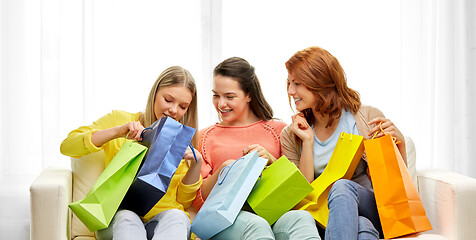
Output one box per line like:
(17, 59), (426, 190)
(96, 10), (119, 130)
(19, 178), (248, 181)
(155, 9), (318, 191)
(280, 124), (301, 166)
(176, 161), (203, 209)
(59, 111), (118, 158)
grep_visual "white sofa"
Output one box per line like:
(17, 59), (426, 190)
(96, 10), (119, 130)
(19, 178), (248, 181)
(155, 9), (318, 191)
(30, 137), (476, 240)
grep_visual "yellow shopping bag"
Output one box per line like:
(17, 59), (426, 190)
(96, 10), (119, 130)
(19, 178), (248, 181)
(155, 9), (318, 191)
(365, 125), (432, 239)
(295, 132), (364, 228)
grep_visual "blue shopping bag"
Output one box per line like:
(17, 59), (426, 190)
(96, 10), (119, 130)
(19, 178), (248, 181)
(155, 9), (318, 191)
(120, 116), (196, 216)
(191, 151), (267, 240)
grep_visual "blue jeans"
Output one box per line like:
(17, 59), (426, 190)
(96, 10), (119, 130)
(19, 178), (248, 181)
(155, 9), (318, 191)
(96, 209), (191, 240)
(325, 179), (382, 240)
(212, 210), (321, 240)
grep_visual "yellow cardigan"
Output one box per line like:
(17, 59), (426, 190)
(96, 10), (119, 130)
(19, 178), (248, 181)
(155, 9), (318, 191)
(60, 110), (202, 222)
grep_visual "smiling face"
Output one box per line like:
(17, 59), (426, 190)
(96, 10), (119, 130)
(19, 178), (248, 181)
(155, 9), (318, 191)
(212, 74), (252, 126)
(287, 73), (318, 112)
(153, 85), (193, 121)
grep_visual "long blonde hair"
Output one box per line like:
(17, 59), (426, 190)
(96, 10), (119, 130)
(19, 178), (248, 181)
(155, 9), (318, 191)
(141, 66), (198, 146)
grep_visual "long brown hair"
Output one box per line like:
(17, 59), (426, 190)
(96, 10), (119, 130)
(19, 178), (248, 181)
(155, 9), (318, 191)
(285, 46), (360, 127)
(214, 57), (273, 121)
(141, 66), (198, 146)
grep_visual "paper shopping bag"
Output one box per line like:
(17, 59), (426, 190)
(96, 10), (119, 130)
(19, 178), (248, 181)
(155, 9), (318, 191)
(247, 155), (313, 225)
(191, 151), (267, 240)
(121, 116), (196, 216)
(365, 133), (432, 239)
(295, 132), (364, 228)
(69, 141), (147, 232)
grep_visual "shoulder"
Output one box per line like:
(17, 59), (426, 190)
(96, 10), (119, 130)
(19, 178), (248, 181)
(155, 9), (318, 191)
(197, 124), (219, 147)
(198, 124), (217, 137)
(98, 110), (141, 127)
(355, 105), (385, 122)
(280, 123), (293, 137)
(354, 105), (386, 139)
(262, 119), (287, 132)
(109, 110), (141, 121)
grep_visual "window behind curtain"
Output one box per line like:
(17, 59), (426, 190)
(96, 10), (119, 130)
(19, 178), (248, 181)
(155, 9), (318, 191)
(221, 0), (402, 125)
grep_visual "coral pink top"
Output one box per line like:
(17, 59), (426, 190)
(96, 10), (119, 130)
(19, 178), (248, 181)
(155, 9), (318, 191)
(192, 120), (287, 209)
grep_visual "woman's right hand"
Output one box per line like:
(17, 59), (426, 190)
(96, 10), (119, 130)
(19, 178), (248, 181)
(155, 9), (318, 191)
(91, 121), (144, 147)
(290, 113), (314, 143)
(117, 121), (145, 141)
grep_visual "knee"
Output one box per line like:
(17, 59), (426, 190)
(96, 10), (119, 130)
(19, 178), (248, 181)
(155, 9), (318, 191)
(236, 211), (270, 230)
(246, 214), (270, 229)
(277, 210), (315, 226)
(113, 209), (142, 226)
(160, 209), (190, 224)
(274, 211), (320, 240)
(328, 179), (356, 199)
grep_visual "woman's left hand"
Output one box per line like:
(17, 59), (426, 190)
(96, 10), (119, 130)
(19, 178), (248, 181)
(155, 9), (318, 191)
(181, 146), (204, 185)
(243, 144), (276, 165)
(183, 146), (203, 166)
(367, 117), (405, 144)
(368, 117), (407, 165)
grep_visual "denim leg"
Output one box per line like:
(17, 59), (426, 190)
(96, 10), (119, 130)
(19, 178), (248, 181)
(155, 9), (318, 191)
(96, 209), (147, 240)
(273, 210), (321, 240)
(211, 210), (275, 240)
(357, 216), (379, 240)
(325, 179), (381, 240)
(145, 209), (191, 240)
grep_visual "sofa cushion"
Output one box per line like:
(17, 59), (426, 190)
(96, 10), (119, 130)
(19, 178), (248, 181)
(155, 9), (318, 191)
(71, 150), (105, 238)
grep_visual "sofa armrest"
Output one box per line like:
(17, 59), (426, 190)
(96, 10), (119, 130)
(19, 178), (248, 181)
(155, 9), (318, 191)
(417, 168), (476, 240)
(30, 168), (72, 240)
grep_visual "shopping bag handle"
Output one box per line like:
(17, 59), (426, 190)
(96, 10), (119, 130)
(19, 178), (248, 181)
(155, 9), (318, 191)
(189, 143), (198, 162)
(250, 174), (262, 192)
(340, 131), (355, 141)
(371, 122), (401, 144)
(217, 158), (241, 185)
(140, 127), (152, 139)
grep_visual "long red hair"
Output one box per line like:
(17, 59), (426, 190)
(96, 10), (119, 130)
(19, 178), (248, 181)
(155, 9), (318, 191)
(285, 46), (361, 127)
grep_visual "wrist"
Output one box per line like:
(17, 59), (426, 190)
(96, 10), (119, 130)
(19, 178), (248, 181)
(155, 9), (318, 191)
(113, 126), (124, 139)
(302, 138), (314, 147)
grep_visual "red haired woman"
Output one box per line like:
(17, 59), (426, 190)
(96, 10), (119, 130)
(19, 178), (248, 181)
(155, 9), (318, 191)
(281, 46), (406, 240)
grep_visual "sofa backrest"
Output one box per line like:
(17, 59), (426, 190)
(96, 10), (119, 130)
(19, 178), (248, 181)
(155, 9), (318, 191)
(405, 136), (417, 187)
(71, 150), (105, 239)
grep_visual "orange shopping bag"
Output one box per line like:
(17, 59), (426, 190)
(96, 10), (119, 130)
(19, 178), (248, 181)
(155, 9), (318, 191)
(295, 132), (364, 228)
(364, 125), (432, 239)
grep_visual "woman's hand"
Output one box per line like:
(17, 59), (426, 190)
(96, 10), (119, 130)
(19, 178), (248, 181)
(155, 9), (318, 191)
(91, 121), (144, 147)
(182, 146), (204, 185)
(368, 117), (407, 165)
(243, 144), (276, 165)
(290, 113), (315, 182)
(183, 146), (204, 166)
(367, 117), (404, 143)
(290, 113), (314, 143)
(117, 121), (145, 141)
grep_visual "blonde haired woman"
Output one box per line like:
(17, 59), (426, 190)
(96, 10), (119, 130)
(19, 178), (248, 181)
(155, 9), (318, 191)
(61, 66), (203, 240)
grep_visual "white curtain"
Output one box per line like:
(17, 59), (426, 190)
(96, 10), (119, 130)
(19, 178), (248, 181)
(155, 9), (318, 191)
(1, 0), (474, 238)
(401, 0), (476, 177)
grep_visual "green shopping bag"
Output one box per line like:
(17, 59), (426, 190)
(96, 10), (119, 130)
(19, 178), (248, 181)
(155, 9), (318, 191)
(247, 155), (313, 225)
(69, 141), (147, 232)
